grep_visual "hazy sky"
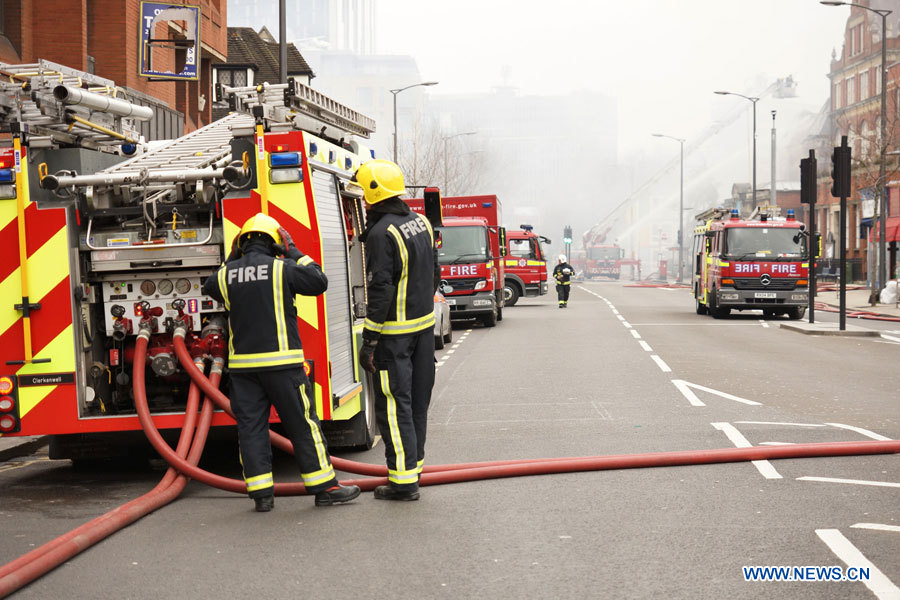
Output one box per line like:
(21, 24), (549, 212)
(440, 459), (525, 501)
(377, 0), (851, 155)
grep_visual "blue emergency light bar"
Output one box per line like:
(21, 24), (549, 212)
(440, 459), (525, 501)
(269, 152), (301, 168)
(520, 224), (534, 231)
(482, 202), (493, 208)
(0, 169), (15, 183)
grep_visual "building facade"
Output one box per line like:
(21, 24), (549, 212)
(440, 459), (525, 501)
(0, 0), (228, 135)
(817, 0), (900, 278)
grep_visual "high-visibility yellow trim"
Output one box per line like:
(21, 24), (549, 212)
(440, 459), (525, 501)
(13, 137), (33, 362)
(380, 370), (406, 477)
(717, 261), (730, 267)
(416, 459), (425, 474)
(801, 262), (809, 268)
(255, 125), (270, 215)
(415, 212), (434, 244)
(296, 293), (318, 329)
(301, 464), (336, 487)
(380, 312), (435, 335)
(299, 383), (331, 471)
(297, 255), (314, 266)
(272, 260), (288, 351)
(216, 265), (230, 311)
(245, 471), (274, 492)
(16, 325), (76, 417)
(267, 165), (310, 228)
(364, 317), (384, 333)
(387, 224), (409, 323)
(388, 468), (419, 485)
(228, 349), (304, 369)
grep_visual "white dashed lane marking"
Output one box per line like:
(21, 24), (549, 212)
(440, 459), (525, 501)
(436, 329), (473, 371)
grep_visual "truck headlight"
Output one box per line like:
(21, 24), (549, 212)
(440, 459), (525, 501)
(474, 280), (487, 291)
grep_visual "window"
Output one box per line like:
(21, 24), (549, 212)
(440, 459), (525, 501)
(834, 82), (842, 109)
(859, 70), (868, 101)
(217, 68), (247, 88)
(508, 238), (535, 259)
(847, 76), (856, 105)
(850, 25), (858, 55)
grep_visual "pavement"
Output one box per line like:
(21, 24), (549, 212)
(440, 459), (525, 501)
(814, 285), (900, 318)
(0, 434), (48, 462)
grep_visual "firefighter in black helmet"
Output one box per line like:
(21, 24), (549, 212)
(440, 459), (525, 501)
(202, 213), (360, 512)
(553, 254), (574, 308)
(355, 159), (440, 501)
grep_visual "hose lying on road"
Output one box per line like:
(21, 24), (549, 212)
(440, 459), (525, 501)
(2, 332), (898, 597)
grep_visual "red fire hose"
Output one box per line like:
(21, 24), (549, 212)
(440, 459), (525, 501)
(2, 331), (899, 598)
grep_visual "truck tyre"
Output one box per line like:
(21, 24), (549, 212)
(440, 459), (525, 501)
(695, 295), (708, 315)
(497, 305), (503, 322)
(708, 290), (730, 319)
(786, 306), (806, 320)
(503, 282), (520, 306)
(482, 307), (497, 328)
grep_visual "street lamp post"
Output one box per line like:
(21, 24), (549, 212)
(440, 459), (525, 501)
(715, 90), (760, 212)
(652, 133), (686, 282)
(821, 1), (892, 292)
(442, 131), (476, 194)
(390, 81), (438, 163)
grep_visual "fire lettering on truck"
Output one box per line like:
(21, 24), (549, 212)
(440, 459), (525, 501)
(771, 264), (799, 274)
(449, 265), (477, 276)
(733, 263), (761, 274)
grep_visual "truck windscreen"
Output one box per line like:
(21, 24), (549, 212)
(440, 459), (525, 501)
(588, 247), (620, 260)
(724, 227), (807, 260)
(436, 226), (490, 265)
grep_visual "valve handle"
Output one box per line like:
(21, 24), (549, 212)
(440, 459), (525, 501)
(171, 298), (186, 312)
(110, 304), (126, 319)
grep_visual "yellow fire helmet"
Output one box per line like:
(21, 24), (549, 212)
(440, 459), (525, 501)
(238, 212), (282, 246)
(354, 159), (406, 205)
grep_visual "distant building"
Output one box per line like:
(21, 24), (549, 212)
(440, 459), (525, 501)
(822, 0), (900, 277)
(212, 26), (314, 120)
(0, 0), (228, 136)
(228, 0), (376, 54)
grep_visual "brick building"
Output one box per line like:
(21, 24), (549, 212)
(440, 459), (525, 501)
(814, 0), (900, 278)
(0, 0), (227, 135)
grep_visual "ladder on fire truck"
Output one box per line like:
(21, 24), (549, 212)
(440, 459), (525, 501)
(0, 59), (150, 148)
(44, 78), (375, 195)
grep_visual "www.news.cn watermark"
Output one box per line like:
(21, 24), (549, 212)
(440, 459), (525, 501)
(743, 566), (871, 582)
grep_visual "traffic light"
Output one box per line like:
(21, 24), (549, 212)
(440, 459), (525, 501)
(563, 225), (572, 245)
(830, 136), (851, 198)
(800, 150), (817, 205)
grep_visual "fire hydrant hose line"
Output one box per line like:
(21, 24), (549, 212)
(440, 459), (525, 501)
(2, 334), (899, 598)
(0, 366), (217, 598)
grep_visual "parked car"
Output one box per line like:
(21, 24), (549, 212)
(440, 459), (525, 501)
(434, 292), (453, 349)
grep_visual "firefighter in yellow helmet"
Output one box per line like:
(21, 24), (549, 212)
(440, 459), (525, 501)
(355, 160), (440, 501)
(202, 213), (360, 511)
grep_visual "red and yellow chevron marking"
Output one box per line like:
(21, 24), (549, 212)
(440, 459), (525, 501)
(0, 143), (76, 438)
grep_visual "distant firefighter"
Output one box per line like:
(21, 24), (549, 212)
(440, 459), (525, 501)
(553, 254), (574, 308)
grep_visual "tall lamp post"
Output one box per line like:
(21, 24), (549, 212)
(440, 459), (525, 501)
(652, 133), (686, 282)
(715, 90), (760, 212)
(390, 81), (438, 163)
(821, 1), (892, 292)
(442, 131), (476, 194)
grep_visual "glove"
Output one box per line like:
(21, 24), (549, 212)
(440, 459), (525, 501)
(277, 227), (295, 249)
(358, 339), (378, 374)
(226, 235), (243, 262)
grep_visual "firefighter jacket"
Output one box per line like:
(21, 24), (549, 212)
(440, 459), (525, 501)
(202, 240), (327, 371)
(553, 262), (574, 285)
(361, 201), (439, 341)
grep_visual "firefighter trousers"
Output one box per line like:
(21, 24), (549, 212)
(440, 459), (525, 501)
(556, 283), (571, 305)
(229, 368), (338, 498)
(372, 328), (435, 491)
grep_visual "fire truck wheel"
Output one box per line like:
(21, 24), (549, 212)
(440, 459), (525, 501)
(695, 296), (708, 315)
(708, 290), (730, 319)
(482, 307), (498, 328)
(503, 283), (520, 306)
(497, 306), (503, 322)
(786, 306), (806, 320)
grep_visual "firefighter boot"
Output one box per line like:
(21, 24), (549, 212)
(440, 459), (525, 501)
(374, 485), (420, 501)
(314, 484), (362, 506)
(254, 495), (275, 512)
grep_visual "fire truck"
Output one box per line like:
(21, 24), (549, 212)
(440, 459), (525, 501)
(406, 192), (506, 327)
(584, 243), (625, 279)
(0, 59), (380, 456)
(692, 208), (810, 319)
(503, 225), (550, 305)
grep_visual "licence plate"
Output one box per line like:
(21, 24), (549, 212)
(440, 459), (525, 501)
(446, 298), (457, 305)
(754, 292), (777, 299)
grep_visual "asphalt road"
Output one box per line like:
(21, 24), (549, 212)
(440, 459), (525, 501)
(1, 283), (898, 599)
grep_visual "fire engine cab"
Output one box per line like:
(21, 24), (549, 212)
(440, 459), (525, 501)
(692, 208), (810, 319)
(503, 225), (550, 305)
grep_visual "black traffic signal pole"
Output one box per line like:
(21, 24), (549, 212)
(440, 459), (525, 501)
(800, 149), (817, 324)
(831, 136), (851, 331)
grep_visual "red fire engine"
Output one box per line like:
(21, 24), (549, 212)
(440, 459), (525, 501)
(692, 208), (810, 319)
(503, 225), (550, 305)
(405, 192), (506, 327)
